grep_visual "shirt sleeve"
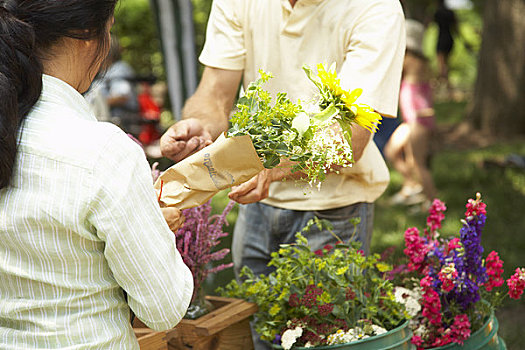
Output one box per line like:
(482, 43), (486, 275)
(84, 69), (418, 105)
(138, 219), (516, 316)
(198, 0), (246, 70)
(88, 130), (193, 331)
(339, 1), (406, 116)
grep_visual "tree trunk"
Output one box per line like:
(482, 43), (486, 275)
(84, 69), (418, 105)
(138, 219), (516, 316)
(467, 0), (525, 136)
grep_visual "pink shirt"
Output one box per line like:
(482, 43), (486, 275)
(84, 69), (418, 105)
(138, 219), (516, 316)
(399, 80), (436, 129)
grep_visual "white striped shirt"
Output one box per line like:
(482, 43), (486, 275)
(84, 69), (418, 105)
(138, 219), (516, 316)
(0, 75), (193, 349)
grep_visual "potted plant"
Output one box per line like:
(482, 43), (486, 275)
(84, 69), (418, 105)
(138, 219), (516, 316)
(390, 193), (525, 349)
(218, 219), (412, 349)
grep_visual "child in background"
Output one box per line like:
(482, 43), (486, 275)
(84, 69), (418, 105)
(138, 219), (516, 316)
(385, 19), (437, 207)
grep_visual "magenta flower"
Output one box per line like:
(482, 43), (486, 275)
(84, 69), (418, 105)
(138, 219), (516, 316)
(411, 335), (424, 348)
(426, 199), (447, 234)
(449, 314), (471, 345)
(446, 238), (462, 254)
(465, 192), (487, 218)
(438, 263), (458, 292)
(507, 268), (525, 299)
(421, 276), (442, 326)
(485, 251), (504, 292)
(404, 227), (429, 272)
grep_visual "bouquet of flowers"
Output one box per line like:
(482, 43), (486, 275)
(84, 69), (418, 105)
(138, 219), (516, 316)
(218, 219), (408, 349)
(228, 63), (382, 186)
(392, 193), (525, 349)
(155, 63), (382, 208)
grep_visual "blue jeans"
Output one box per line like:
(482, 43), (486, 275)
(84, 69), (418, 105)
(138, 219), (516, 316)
(232, 202), (374, 349)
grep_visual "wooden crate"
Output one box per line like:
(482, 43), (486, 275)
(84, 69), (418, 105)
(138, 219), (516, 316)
(133, 296), (257, 350)
(134, 328), (168, 350)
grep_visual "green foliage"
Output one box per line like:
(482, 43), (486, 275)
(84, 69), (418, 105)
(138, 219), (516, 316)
(218, 219), (407, 347)
(191, 0), (213, 73)
(113, 0), (164, 77)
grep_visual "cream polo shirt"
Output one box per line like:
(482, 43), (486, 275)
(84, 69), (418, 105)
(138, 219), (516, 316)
(200, 0), (405, 210)
(0, 75), (193, 349)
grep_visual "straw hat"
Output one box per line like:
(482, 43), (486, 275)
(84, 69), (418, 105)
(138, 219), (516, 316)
(405, 19), (425, 56)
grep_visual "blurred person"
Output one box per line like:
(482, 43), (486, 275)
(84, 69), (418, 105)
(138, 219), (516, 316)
(88, 34), (141, 136)
(385, 19), (438, 208)
(434, 0), (457, 94)
(0, 1), (193, 348)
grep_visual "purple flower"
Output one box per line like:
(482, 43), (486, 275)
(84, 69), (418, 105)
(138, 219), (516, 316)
(174, 200), (235, 302)
(460, 214), (487, 284)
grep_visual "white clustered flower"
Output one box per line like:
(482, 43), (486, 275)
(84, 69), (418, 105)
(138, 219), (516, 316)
(371, 325), (387, 335)
(281, 327), (303, 350)
(309, 126), (353, 170)
(394, 286), (422, 317)
(327, 325), (387, 345)
(414, 324), (428, 337)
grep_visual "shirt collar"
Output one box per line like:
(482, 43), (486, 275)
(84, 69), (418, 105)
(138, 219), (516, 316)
(281, 0), (324, 11)
(40, 74), (96, 122)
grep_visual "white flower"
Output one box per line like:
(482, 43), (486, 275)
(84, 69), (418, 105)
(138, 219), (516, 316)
(371, 325), (387, 335)
(414, 324), (428, 337)
(281, 327), (303, 350)
(291, 112), (311, 138)
(394, 286), (421, 317)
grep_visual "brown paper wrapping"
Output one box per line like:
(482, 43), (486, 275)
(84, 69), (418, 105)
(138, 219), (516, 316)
(154, 133), (265, 209)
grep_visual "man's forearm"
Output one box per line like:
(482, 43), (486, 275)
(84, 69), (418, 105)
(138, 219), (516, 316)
(181, 95), (230, 140)
(181, 67), (243, 141)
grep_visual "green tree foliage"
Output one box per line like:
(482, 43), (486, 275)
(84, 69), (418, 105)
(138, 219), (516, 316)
(113, 0), (163, 77)
(113, 0), (213, 78)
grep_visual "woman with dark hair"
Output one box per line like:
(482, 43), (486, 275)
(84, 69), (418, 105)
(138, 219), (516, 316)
(0, 1), (193, 348)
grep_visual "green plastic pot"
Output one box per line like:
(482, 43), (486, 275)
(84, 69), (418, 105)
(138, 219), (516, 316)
(428, 312), (506, 350)
(271, 320), (414, 350)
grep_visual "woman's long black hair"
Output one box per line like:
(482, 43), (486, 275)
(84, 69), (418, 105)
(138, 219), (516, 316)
(0, 0), (118, 189)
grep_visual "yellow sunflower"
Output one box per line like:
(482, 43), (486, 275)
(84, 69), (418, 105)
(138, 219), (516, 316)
(341, 88), (363, 107)
(353, 104), (382, 133)
(316, 63), (343, 96)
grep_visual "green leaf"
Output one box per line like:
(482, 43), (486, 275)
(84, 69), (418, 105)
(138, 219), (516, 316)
(291, 112), (311, 138)
(263, 154), (280, 168)
(312, 104), (338, 125)
(302, 64), (323, 91)
(337, 119), (354, 163)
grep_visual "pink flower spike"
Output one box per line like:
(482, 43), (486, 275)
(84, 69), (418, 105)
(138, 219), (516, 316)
(448, 238), (461, 251)
(404, 227), (429, 272)
(450, 314), (471, 345)
(465, 192), (487, 218)
(485, 251), (504, 292)
(426, 199), (447, 234)
(507, 267), (525, 299)
(438, 263), (458, 292)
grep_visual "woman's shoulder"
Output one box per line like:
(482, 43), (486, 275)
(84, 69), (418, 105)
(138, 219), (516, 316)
(22, 104), (143, 172)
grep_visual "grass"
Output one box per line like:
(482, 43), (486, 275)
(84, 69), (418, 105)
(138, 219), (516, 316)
(204, 100), (525, 349)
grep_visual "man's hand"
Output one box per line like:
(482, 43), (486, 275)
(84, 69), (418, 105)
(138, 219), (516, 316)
(228, 166), (293, 204)
(160, 207), (185, 231)
(160, 119), (213, 162)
